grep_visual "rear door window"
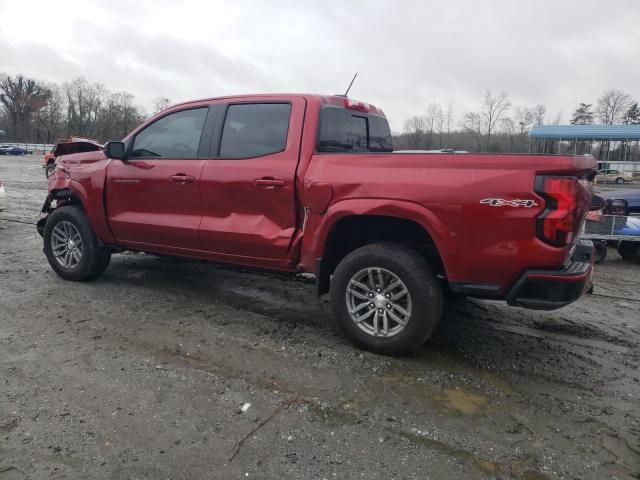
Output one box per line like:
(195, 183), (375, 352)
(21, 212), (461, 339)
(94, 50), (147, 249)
(218, 103), (291, 159)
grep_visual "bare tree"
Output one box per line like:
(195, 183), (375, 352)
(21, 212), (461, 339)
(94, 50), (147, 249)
(596, 89), (633, 124)
(461, 112), (483, 151)
(99, 91), (145, 140)
(0, 74), (51, 141)
(501, 117), (516, 152)
(533, 104), (546, 125)
(64, 77), (107, 137)
(403, 115), (427, 149)
(33, 84), (65, 143)
(481, 90), (511, 147)
(445, 102), (454, 147)
(514, 106), (534, 135)
(428, 103), (445, 148)
(152, 96), (171, 114)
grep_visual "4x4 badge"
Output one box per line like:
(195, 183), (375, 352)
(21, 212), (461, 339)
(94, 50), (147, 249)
(480, 198), (538, 208)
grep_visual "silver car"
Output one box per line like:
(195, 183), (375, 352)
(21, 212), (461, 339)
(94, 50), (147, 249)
(596, 169), (634, 184)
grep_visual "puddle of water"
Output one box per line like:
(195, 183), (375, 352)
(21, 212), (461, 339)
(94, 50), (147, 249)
(476, 458), (498, 473)
(522, 471), (551, 480)
(378, 364), (493, 416)
(387, 345), (516, 397)
(435, 387), (489, 416)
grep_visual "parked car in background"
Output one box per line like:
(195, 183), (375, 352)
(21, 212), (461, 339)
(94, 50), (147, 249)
(0, 180), (6, 212)
(0, 145), (32, 156)
(43, 137), (103, 178)
(43, 150), (55, 176)
(596, 169), (634, 184)
(599, 189), (640, 216)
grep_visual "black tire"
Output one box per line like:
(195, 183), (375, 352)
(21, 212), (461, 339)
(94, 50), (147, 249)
(43, 206), (111, 281)
(593, 241), (607, 264)
(616, 177), (624, 184)
(45, 162), (55, 178)
(93, 249), (113, 277)
(617, 241), (640, 262)
(330, 242), (443, 356)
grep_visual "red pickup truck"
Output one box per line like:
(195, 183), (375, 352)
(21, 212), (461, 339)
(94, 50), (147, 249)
(38, 94), (596, 355)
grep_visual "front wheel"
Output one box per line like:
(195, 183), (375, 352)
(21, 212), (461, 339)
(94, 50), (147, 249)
(45, 162), (55, 178)
(616, 177), (624, 184)
(330, 243), (443, 356)
(43, 206), (111, 281)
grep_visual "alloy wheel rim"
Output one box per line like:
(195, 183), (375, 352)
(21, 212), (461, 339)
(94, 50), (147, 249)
(51, 221), (83, 269)
(345, 267), (412, 338)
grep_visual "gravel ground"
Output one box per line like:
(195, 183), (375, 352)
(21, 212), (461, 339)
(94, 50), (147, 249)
(1, 155), (639, 479)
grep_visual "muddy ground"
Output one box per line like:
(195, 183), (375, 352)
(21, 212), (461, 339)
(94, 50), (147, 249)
(1, 155), (639, 479)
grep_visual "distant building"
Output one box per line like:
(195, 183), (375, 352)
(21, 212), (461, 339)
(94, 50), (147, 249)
(529, 124), (640, 173)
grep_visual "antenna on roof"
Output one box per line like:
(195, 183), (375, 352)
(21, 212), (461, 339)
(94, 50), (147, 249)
(343, 72), (358, 97)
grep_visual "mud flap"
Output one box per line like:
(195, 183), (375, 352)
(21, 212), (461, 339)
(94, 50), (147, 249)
(316, 257), (330, 297)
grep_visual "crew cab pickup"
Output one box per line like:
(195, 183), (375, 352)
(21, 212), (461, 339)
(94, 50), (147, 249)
(38, 94), (596, 355)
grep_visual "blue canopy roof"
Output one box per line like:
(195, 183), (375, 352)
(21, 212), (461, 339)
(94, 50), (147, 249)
(529, 124), (640, 140)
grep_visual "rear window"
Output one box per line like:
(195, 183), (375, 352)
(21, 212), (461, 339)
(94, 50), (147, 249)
(317, 105), (393, 153)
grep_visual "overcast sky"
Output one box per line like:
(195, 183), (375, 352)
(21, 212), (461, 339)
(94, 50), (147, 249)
(1, 0), (639, 131)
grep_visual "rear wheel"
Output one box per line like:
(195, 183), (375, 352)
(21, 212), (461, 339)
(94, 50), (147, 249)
(617, 241), (640, 262)
(616, 177), (624, 184)
(44, 206), (111, 281)
(330, 243), (443, 356)
(45, 162), (55, 178)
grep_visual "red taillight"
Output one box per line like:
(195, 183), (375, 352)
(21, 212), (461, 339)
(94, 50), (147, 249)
(535, 176), (579, 247)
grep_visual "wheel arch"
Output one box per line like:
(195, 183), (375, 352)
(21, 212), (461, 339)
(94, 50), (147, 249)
(312, 199), (451, 296)
(43, 176), (115, 243)
(50, 187), (86, 209)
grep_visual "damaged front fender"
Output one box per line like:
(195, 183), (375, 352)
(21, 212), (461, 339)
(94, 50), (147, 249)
(36, 189), (77, 237)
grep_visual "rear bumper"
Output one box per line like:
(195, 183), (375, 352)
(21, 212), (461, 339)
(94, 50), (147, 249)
(505, 238), (594, 310)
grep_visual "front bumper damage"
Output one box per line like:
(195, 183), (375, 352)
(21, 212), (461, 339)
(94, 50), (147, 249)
(37, 194), (57, 237)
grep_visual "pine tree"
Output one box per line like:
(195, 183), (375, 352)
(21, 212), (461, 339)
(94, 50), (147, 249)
(570, 103), (594, 125)
(624, 102), (640, 124)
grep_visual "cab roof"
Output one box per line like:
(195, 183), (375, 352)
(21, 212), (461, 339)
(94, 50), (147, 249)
(170, 94), (386, 117)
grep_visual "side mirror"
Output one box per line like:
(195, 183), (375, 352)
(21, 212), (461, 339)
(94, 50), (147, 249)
(104, 141), (126, 160)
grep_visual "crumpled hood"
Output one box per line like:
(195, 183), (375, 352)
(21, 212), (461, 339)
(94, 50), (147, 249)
(52, 138), (102, 157)
(58, 150), (107, 166)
